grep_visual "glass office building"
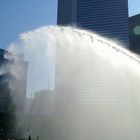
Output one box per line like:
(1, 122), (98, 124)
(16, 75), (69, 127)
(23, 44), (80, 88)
(57, 0), (129, 47)
(129, 14), (140, 53)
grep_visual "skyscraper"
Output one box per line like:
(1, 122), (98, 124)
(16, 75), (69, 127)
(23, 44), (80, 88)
(129, 14), (140, 53)
(54, 28), (137, 139)
(57, 0), (129, 47)
(0, 49), (27, 138)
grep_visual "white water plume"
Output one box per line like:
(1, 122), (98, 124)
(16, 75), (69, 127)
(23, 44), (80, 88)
(5, 26), (140, 140)
(7, 26), (140, 96)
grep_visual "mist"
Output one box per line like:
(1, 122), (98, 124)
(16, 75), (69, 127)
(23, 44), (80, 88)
(4, 26), (140, 140)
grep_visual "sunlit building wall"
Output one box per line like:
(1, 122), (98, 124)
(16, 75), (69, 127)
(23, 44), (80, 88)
(54, 34), (136, 139)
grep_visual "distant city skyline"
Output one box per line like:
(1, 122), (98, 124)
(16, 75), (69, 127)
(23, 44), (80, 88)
(0, 0), (140, 48)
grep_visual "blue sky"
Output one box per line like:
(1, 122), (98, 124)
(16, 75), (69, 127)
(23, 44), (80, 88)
(0, 0), (140, 48)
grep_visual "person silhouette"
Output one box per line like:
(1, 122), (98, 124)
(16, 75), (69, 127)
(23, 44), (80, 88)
(28, 135), (31, 140)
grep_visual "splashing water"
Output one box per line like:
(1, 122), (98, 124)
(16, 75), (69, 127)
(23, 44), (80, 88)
(6, 26), (140, 140)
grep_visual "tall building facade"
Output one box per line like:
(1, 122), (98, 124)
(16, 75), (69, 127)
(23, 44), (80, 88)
(33, 90), (55, 116)
(57, 0), (129, 47)
(0, 49), (15, 139)
(0, 49), (28, 138)
(129, 14), (140, 53)
(54, 29), (138, 139)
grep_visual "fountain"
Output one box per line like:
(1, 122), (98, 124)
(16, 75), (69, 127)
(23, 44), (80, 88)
(6, 26), (140, 140)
